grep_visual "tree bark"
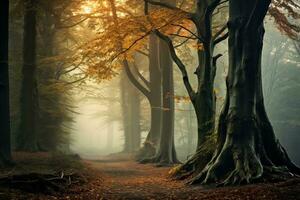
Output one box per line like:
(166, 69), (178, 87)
(130, 87), (141, 151)
(120, 70), (132, 153)
(17, 0), (39, 151)
(136, 34), (162, 160)
(189, 0), (299, 186)
(0, 0), (12, 166)
(143, 31), (179, 165)
(167, 0), (222, 178)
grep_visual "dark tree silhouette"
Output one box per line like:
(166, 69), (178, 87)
(0, 0), (12, 166)
(17, 0), (39, 151)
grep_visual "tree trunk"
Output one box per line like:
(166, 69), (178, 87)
(193, 49), (216, 149)
(170, 1), (219, 178)
(137, 34), (162, 160)
(17, 0), (39, 151)
(189, 0), (299, 186)
(120, 70), (132, 153)
(37, 6), (60, 151)
(0, 0), (12, 166)
(108, 0), (153, 155)
(144, 33), (179, 165)
(130, 87), (141, 151)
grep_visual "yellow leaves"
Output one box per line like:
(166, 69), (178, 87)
(54, 0), (192, 82)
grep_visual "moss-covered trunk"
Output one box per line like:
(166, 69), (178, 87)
(193, 49), (216, 149)
(189, 0), (299, 185)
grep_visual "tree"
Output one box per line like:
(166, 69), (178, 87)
(148, 0), (227, 150)
(17, 0), (39, 151)
(151, 36), (179, 165)
(0, 0), (12, 166)
(189, 0), (300, 185)
(147, 0), (228, 173)
(140, 0), (179, 165)
(120, 70), (142, 153)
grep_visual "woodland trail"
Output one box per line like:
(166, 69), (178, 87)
(74, 155), (300, 200)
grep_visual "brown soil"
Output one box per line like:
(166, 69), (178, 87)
(1, 153), (300, 200)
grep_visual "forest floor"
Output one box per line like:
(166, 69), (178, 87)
(1, 153), (300, 200)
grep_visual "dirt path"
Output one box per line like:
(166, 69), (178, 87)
(74, 156), (300, 200)
(3, 153), (300, 200)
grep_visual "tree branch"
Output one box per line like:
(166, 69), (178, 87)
(212, 24), (227, 41)
(171, 23), (204, 42)
(123, 60), (151, 99)
(132, 62), (151, 89)
(154, 30), (196, 100)
(213, 32), (229, 46)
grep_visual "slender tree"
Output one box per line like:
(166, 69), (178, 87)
(147, 0), (227, 172)
(108, 0), (162, 158)
(148, 0), (227, 152)
(120, 70), (141, 153)
(17, 0), (39, 151)
(0, 0), (12, 166)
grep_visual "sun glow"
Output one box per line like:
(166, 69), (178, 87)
(81, 0), (96, 14)
(83, 5), (93, 14)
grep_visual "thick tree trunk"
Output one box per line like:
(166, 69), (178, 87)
(144, 34), (179, 165)
(188, 0), (299, 186)
(193, 49), (216, 149)
(17, 0), (39, 151)
(0, 0), (12, 166)
(137, 34), (162, 160)
(147, 34), (162, 146)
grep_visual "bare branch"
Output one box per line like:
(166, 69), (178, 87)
(171, 23), (204, 42)
(132, 63), (151, 89)
(123, 60), (151, 100)
(213, 32), (229, 46)
(154, 29), (196, 100)
(136, 50), (149, 57)
(174, 37), (193, 48)
(212, 24), (227, 41)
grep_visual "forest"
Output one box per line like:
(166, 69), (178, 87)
(0, 0), (300, 199)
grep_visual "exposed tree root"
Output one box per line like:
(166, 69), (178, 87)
(0, 171), (86, 194)
(170, 134), (215, 180)
(186, 117), (300, 186)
